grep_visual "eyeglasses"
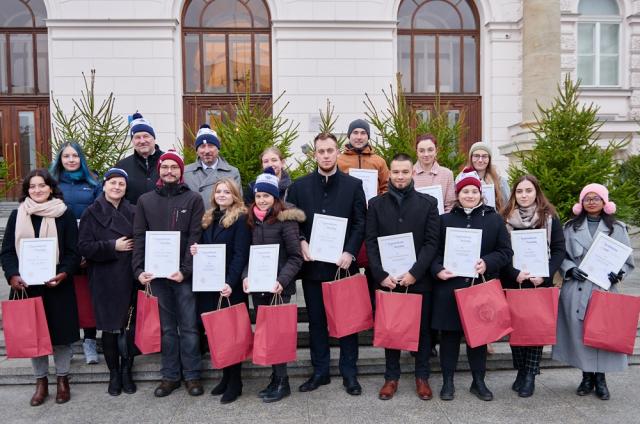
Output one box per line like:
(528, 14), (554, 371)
(583, 196), (603, 204)
(159, 165), (181, 171)
(471, 154), (490, 160)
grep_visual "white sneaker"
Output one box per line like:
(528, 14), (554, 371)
(83, 339), (99, 364)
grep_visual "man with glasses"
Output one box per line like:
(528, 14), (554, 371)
(132, 150), (205, 398)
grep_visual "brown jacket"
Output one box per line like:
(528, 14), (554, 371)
(337, 144), (389, 194)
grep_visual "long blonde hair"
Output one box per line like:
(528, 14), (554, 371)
(202, 178), (247, 229)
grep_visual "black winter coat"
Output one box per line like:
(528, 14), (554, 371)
(78, 194), (138, 330)
(0, 208), (80, 345)
(132, 183), (205, 281)
(115, 146), (163, 205)
(286, 170), (366, 282)
(500, 216), (565, 289)
(430, 205), (513, 331)
(244, 207), (305, 296)
(366, 188), (440, 293)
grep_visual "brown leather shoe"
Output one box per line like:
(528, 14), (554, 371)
(378, 380), (398, 400)
(55, 376), (70, 404)
(154, 379), (181, 397)
(185, 379), (204, 396)
(416, 378), (433, 400)
(30, 377), (48, 406)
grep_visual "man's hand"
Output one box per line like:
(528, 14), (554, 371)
(45, 272), (67, 288)
(380, 276), (397, 290)
(9, 275), (28, 290)
(138, 272), (154, 285)
(336, 252), (354, 270)
(436, 269), (456, 281)
(220, 283), (232, 297)
(168, 271), (184, 283)
(301, 240), (313, 262)
(397, 272), (416, 287)
(475, 259), (486, 275)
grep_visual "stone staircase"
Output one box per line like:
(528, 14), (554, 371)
(0, 202), (638, 385)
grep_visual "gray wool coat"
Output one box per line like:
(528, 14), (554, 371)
(183, 157), (242, 206)
(552, 218), (635, 372)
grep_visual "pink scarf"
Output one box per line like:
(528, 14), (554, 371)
(253, 205), (268, 222)
(15, 197), (67, 263)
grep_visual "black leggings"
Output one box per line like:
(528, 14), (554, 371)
(439, 330), (487, 373)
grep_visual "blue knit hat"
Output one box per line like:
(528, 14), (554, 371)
(195, 124), (221, 150)
(103, 167), (129, 183)
(254, 167), (280, 199)
(130, 112), (155, 139)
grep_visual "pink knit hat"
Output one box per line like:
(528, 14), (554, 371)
(572, 183), (616, 215)
(455, 167), (482, 194)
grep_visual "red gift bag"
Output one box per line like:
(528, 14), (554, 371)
(252, 296), (297, 366)
(454, 278), (513, 348)
(1, 291), (53, 358)
(506, 287), (559, 346)
(322, 273), (374, 338)
(202, 299), (253, 369)
(73, 275), (96, 328)
(134, 285), (161, 354)
(583, 290), (640, 355)
(373, 290), (422, 351)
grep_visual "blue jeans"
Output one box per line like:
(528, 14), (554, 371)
(152, 278), (201, 381)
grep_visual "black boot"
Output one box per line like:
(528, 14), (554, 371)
(576, 372), (595, 396)
(120, 356), (136, 394)
(221, 364), (243, 404)
(518, 373), (535, 398)
(512, 369), (526, 392)
(258, 373), (277, 398)
(470, 371), (493, 401)
(594, 373), (610, 400)
(439, 369), (455, 401)
(102, 332), (122, 396)
(210, 367), (230, 396)
(263, 376), (291, 403)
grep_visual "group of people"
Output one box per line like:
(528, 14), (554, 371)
(0, 115), (635, 408)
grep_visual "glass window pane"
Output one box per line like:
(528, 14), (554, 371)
(203, 34), (226, 93)
(229, 34), (251, 93)
(36, 34), (48, 94)
(577, 55), (595, 85)
(10, 34), (35, 94)
(414, 1), (462, 30)
(578, 24), (594, 54)
(254, 34), (270, 93)
(0, 2), (32, 27)
(600, 55), (619, 85)
(202, 0), (252, 28)
(30, 0), (48, 27)
(578, 0), (619, 15)
(600, 24), (619, 54)
(205, 109), (222, 130)
(183, 0), (206, 27)
(414, 36), (436, 92)
(0, 37), (7, 93)
(460, 0), (477, 29)
(397, 0), (417, 29)
(463, 36), (477, 92)
(438, 36), (461, 93)
(184, 34), (201, 93)
(19, 111), (36, 176)
(398, 35), (411, 91)
(248, 0), (270, 28)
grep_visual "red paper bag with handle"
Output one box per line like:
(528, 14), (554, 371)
(373, 290), (422, 351)
(134, 285), (161, 354)
(583, 290), (640, 355)
(252, 295), (297, 366)
(1, 290), (53, 358)
(73, 274), (96, 328)
(202, 298), (253, 369)
(322, 272), (374, 338)
(454, 277), (513, 348)
(506, 286), (559, 346)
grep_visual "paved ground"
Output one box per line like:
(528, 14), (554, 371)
(0, 367), (638, 424)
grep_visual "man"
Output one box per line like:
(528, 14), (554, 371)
(365, 153), (440, 401)
(183, 124), (242, 205)
(287, 133), (367, 396)
(115, 112), (164, 204)
(132, 150), (205, 398)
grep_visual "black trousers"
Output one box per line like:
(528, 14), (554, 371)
(252, 292), (291, 377)
(439, 330), (487, 373)
(511, 346), (543, 375)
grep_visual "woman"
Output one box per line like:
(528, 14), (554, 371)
(413, 134), (456, 212)
(50, 141), (102, 364)
(500, 175), (565, 397)
(430, 168), (513, 401)
(77, 168), (138, 396)
(190, 178), (251, 404)
(463, 141), (510, 212)
(552, 183), (635, 400)
(243, 147), (292, 205)
(242, 167), (304, 403)
(0, 169), (80, 406)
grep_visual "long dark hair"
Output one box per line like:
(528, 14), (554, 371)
(20, 169), (64, 202)
(566, 210), (616, 235)
(246, 196), (287, 229)
(502, 175), (557, 227)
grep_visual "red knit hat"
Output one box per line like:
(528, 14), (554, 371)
(157, 149), (184, 185)
(455, 167), (482, 193)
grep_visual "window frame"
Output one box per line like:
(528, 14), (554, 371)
(577, 17), (621, 88)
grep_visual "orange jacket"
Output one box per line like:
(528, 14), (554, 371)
(337, 144), (389, 194)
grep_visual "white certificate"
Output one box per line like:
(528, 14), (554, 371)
(443, 227), (482, 278)
(144, 231), (180, 278)
(349, 168), (378, 203)
(378, 233), (417, 279)
(309, 214), (348, 264)
(511, 229), (549, 277)
(248, 244), (280, 292)
(482, 184), (496, 208)
(416, 185), (445, 215)
(19, 238), (57, 285)
(580, 232), (633, 290)
(192, 244), (226, 292)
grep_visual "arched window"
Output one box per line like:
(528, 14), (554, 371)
(577, 0), (620, 86)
